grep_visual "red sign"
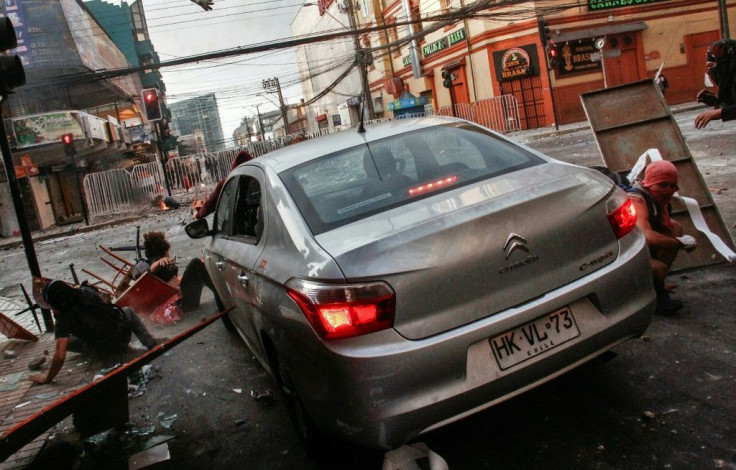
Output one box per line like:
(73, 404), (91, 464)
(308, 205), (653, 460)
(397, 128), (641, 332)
(318, 0), (334, 15)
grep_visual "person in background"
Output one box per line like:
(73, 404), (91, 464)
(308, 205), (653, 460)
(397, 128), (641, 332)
(194, 150), (253, 219)
(132, 231), (215, 312)
(29, 279), (163, 384)
(695, 39), (736, 129)
(627, 161), (697, 315)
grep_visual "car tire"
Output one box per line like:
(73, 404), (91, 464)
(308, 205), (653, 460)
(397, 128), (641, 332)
(214, 292), (236, 332)
(274, 354), (332, 460)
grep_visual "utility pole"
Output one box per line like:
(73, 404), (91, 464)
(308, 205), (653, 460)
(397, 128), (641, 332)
(718, 0), (730, 38)
(254, 104), (265, 142)
(263, 77), (289, 134)
(344, 0), (375, 119)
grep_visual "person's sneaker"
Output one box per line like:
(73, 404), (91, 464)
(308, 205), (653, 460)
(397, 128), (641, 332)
(656, 293), (683, 315)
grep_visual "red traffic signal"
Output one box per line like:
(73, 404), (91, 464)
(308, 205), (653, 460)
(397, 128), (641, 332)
(141, 88), (162, 121)
(61, 133), (75, 156)
(547, 45), (560, 69)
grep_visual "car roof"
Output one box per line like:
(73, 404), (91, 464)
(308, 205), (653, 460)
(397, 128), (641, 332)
(253, 116), (472, 174)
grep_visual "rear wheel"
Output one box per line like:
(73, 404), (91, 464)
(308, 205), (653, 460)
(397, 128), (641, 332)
(273, 353), (332, 460)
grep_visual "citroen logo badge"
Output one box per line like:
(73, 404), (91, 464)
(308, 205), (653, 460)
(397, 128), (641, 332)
(503, 233), (529, 259)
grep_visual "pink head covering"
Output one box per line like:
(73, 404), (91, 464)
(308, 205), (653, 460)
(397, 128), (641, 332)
(643, 160), (678, 187)
(231, 151), (253, 170)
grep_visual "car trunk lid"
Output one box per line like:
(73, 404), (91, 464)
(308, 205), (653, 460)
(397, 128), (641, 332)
(315, 164), (620, 340)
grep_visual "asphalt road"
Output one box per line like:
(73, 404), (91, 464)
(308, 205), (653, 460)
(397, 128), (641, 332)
(1, 106), (734, 469)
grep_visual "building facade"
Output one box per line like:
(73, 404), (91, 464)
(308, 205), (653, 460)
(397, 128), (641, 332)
(0, 0), (164, 237)
(169, 94), (226, 153)
(292, 0), (733, 132)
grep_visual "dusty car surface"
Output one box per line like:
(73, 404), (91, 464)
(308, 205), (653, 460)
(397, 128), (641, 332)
(186, 116), (655, 453)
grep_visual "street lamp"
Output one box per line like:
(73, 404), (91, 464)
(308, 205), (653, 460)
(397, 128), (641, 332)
(303, 1), (375, 119)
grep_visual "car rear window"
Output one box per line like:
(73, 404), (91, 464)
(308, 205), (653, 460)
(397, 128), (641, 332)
(280, 123), (544, 235)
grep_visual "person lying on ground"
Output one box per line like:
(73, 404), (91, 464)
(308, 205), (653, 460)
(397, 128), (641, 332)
(29, 278), (164, 385)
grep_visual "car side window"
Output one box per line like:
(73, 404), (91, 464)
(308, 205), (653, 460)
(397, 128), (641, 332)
(232, 177), (263, 242)
(214, 178), (239, 235)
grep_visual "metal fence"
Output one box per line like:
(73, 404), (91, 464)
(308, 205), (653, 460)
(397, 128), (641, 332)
(83, 169), (140, 219)
(436, 95), (520, 133)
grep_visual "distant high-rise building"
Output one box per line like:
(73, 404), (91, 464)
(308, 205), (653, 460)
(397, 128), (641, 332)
(169, 93), (225, 152)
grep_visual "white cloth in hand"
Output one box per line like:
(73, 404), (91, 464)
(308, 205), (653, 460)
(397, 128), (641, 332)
(676, 235), (697, 250)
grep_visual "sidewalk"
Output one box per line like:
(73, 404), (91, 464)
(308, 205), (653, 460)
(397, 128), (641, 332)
(509, 100), (704, 142)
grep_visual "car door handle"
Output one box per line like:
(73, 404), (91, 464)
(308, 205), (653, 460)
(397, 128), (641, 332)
(216, 261), (225, 271)
(238, 272), (249, 287)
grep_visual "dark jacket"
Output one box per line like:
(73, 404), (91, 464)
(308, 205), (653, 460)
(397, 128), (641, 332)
(54, 284), (130, 351)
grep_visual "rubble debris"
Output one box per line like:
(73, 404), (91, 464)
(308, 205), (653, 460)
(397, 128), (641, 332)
(0, 371), (26, 391)
(3, 349), (16, 359)
(28, 356), (46, 370)
(382, 442), (448, 470)
(160, 414), (179, 429)
(644, 411), (656, 419)
(84, 428), (114, 447)
(129, 443), (170, 469)
(140, 434), (175, 451)
(250, 388), (273, 403)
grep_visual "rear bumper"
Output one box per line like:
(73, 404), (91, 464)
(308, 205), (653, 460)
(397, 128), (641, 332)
(282, 232), (656, 449)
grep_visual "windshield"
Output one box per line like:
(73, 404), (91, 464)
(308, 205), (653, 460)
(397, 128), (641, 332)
(280, 123), (544, 235)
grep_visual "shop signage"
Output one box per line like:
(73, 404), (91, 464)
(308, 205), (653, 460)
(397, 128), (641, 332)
(588, 0), (668, 10)
(15, 154), (38, 178)
(492, 45), (540, 82)
(128, 124), (152, 143)
(388, 94), (427, 111)
(555, 39), (601, 76)
(422, 28), (466, 58)
(11, 111), (84, 149)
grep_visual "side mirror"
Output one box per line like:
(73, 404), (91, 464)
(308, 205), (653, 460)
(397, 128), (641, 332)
(185, 218), (212, 239)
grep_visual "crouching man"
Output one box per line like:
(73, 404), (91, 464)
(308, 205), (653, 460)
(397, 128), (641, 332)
(628, 161), (697, 314)
(30, 278), (165, 384)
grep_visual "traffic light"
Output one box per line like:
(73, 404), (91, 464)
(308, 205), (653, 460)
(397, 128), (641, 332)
(537, 16), (552, 44)
(142, 88), (162, 121)
(61, 133), (76, 157)
(441, 70), (453, 88)
(547, 45), (560, 69)
(0, 17), (25, 97)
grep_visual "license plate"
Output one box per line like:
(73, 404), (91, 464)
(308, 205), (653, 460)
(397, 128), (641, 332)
(489, 307), (580, 370)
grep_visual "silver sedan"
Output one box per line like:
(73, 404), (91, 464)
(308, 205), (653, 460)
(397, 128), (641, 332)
(186, 116), (655, 455)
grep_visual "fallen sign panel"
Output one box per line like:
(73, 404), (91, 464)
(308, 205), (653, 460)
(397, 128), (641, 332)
(580, 79), (735, 271)
(0, 307), (233, 462)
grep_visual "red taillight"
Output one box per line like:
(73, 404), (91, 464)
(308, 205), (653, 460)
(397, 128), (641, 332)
(607, 197), (637, 239)
(286, 279), (395, 339)
(408, 176), (458, 197)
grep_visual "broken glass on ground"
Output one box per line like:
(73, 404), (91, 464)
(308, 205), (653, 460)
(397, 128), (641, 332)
(160, 414), (178, 429)
(250, 388), (273, 403)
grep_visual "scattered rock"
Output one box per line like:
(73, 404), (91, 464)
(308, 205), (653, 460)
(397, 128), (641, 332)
(28, 356), (46, 371)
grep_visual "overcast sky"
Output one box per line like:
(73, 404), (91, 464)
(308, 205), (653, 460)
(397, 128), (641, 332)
(142, 0), (308, 145)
